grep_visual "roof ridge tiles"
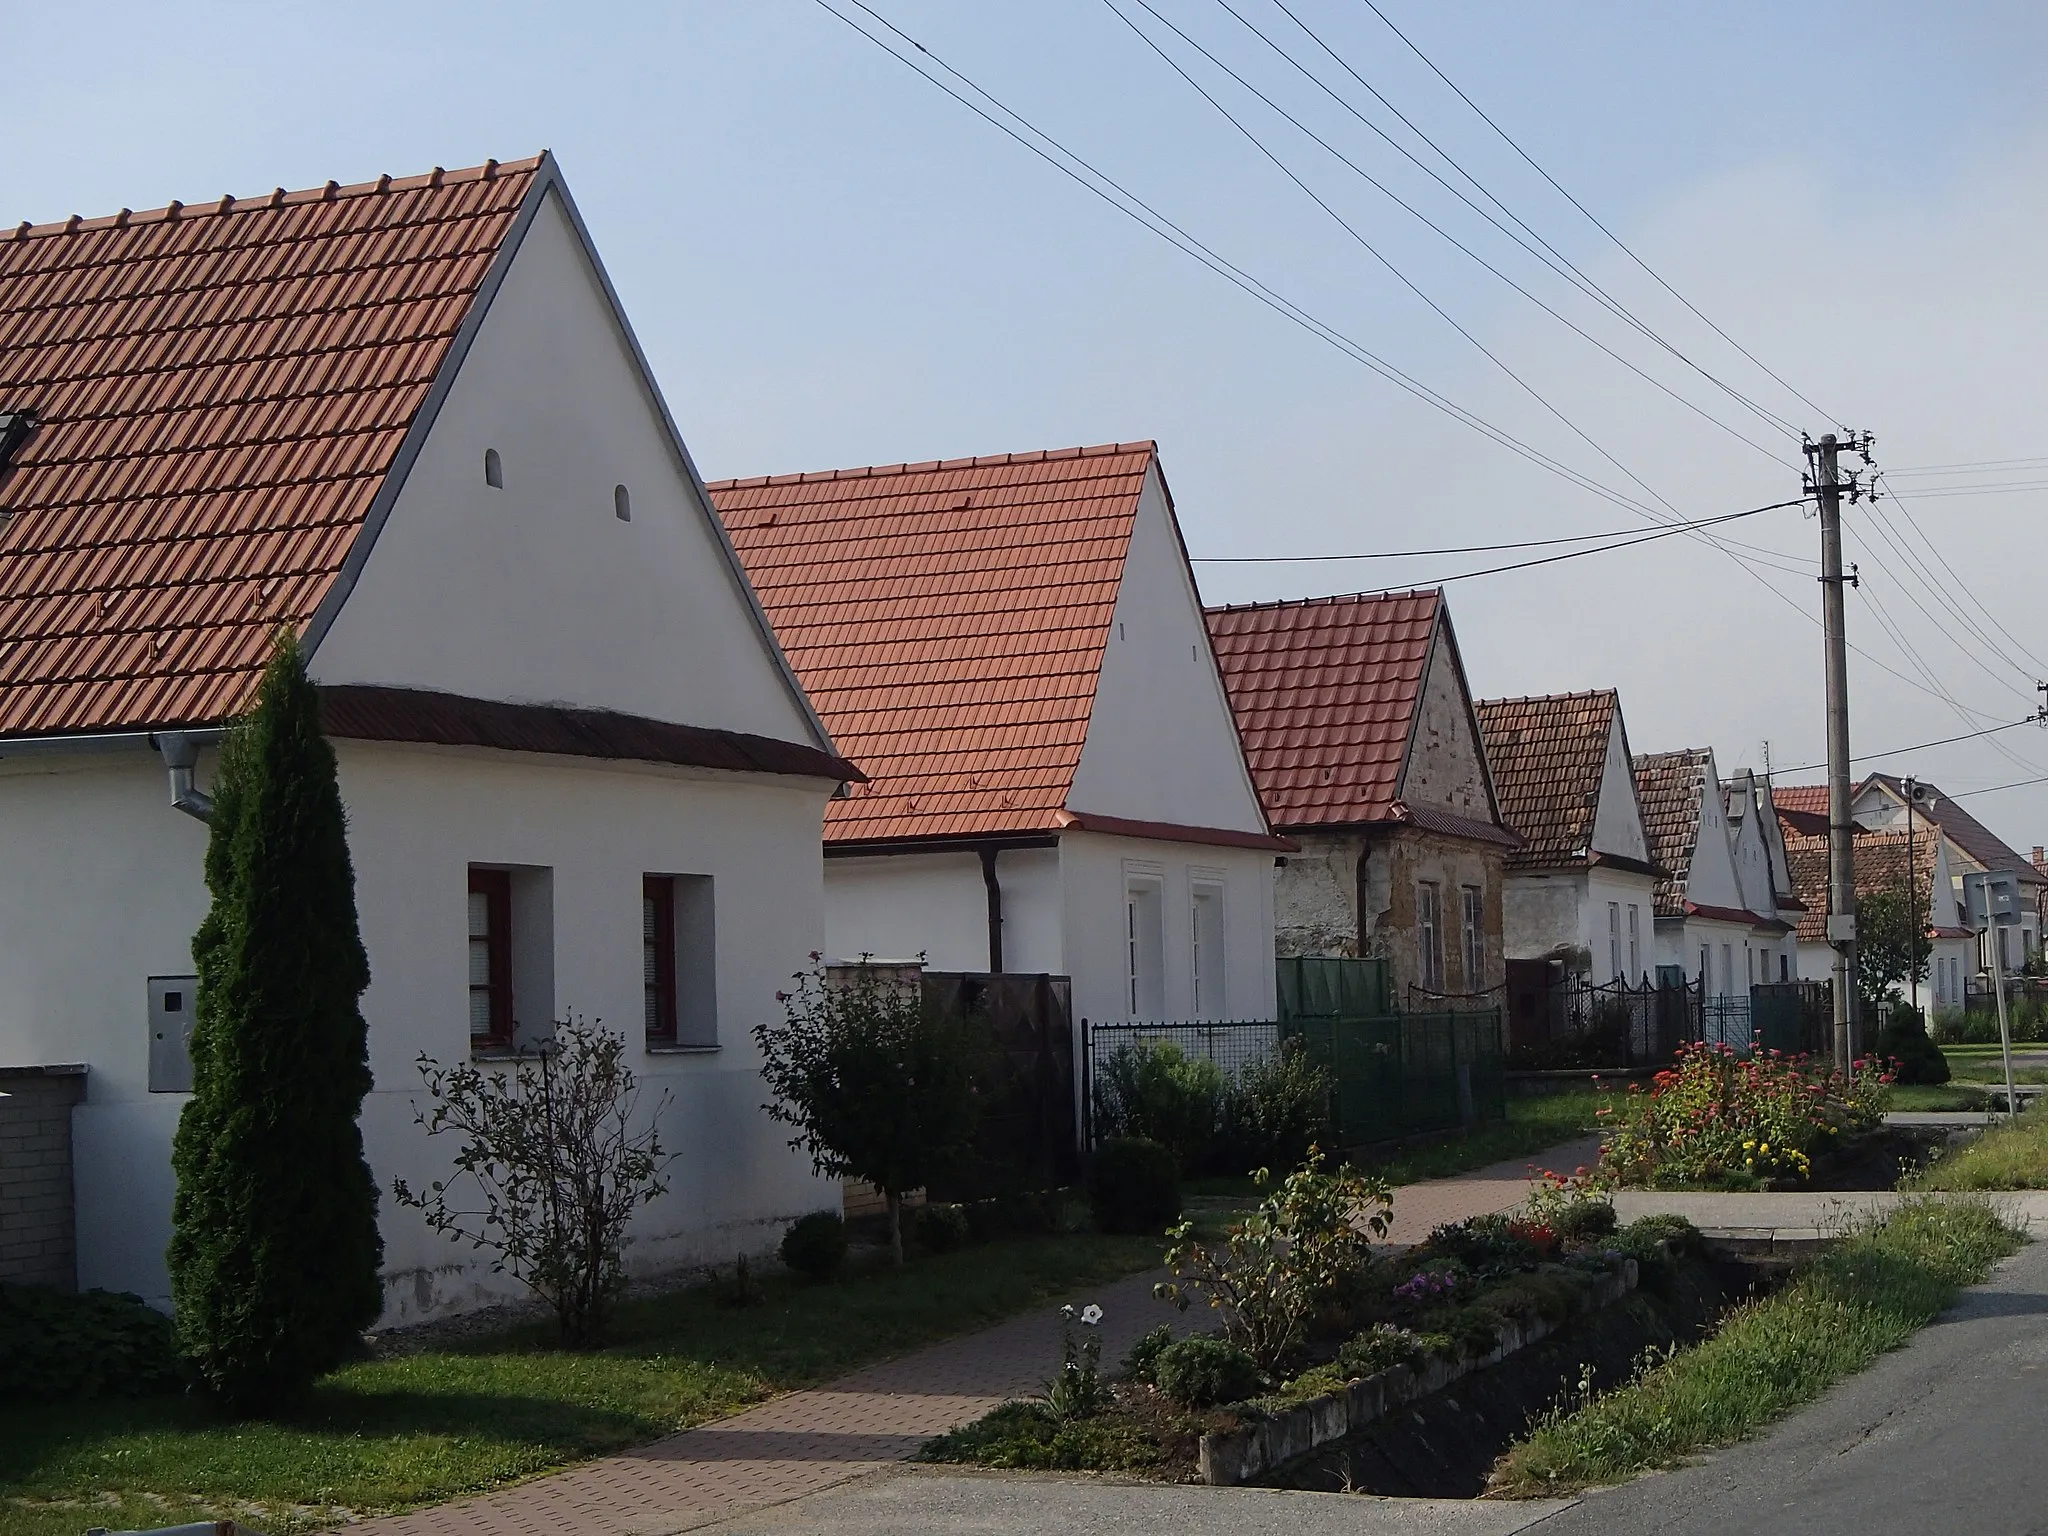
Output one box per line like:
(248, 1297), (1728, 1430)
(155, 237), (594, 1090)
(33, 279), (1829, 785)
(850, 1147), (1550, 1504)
(702, 440), (1158, 491)
(5, 156), (543, 244)
(1204, 588), (1442, 616)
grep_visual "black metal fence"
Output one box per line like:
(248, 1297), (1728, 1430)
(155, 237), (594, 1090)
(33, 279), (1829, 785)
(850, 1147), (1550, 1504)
(1506, 975), (1702, 1069)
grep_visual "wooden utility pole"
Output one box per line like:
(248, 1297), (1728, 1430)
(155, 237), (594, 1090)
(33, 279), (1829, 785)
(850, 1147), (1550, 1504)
(1806, 431), (1874, 1074)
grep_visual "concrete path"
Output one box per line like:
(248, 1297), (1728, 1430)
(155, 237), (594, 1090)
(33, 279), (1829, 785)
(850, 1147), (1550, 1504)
(1533, 1229), (2048, 1536)
(701, 1468), (1574, 1535)
(352, 1138), (1598, 1536)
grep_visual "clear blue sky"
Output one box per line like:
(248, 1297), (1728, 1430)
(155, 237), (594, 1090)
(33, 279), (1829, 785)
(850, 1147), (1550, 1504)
(13, 1), (2048, 847)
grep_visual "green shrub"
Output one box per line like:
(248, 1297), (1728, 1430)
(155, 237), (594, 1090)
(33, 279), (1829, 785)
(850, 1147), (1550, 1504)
(1120, 1322), (1176, 1384)
(1086, 1137), (1182, 1235)
(168, 635), (384, 1413)
(921, 1400), (1163, 1470)
(1412, 1302), (1502, 1360)
(1218, 1039), (1331, 1173)
(0, 1285), (181, 1402)
(1334, 1322), (1422, 1378)
(1154, 1333), (1263, 1408)
(918, 1202), (972, 1254)
(1931, 1007), (1967, 1044)
(1092, 1041), (1225, 1173)
(1876, 1007), (1950, 1085)
(780, 1211), (849, 1280)
(1554, 1199), (1619, 1242)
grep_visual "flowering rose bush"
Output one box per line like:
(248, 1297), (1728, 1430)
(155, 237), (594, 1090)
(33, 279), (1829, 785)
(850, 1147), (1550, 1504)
(1597, 1043), (1894, 1189)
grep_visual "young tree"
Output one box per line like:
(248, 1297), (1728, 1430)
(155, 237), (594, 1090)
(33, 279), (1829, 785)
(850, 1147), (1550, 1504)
(168, 633), (383, 1413)
(393, 1019), (673, 1347)
(754, 961), (984, 1264)
(1857, 877), (1930, 1018)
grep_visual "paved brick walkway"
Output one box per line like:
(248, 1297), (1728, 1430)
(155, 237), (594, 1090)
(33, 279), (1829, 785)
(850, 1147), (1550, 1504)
(356, 1139), (1595, 1536)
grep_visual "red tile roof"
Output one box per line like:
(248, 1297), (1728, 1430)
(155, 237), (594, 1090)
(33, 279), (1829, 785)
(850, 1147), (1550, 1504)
(1476, 689), (1618, 870)
(1773, 783), (1830, 817)
(1782, 829), (1940, 943)
(1204, 590), (1448, 831)
(710, 444), (1164, 844)
(1634, 748), (1712, 917)
(0, 158), (541, 737)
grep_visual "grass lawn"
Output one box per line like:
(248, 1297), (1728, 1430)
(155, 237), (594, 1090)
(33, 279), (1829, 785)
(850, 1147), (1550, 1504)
(0, 1228), (1165, 1536)
(1185, 1089), (1602, 1199)
(1490, 1196), (2024, 1495)
(1889, 1083), (1991, 1111)
(1906, 1102), (2048, 1190)
(1946, 1057), (2048, 1084)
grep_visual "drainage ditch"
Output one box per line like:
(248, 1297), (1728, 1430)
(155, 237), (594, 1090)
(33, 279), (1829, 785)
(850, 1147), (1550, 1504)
(1261, 1248), (1779, 1497)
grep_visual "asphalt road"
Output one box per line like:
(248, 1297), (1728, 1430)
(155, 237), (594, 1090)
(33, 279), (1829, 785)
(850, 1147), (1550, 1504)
(1536, 1229), (2048, 1536)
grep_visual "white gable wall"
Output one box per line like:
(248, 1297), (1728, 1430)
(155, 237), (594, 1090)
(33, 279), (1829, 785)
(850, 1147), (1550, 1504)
(1682, 755), (1747, 914)
(1587, 717), (1650, 862)
(313, 188), (820, 746)
(1066, 468), (1268, 835)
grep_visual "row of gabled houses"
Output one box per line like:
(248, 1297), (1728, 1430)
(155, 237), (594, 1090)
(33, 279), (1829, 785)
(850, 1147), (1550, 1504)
(0, 155), (2036, 1320)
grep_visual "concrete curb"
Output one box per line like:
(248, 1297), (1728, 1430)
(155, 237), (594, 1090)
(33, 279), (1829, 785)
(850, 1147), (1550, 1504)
(1196, 1257), (1639, 1486)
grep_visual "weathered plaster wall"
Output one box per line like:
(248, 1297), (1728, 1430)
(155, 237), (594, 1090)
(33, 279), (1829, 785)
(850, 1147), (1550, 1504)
(1401, 639), (1492, 820)
(1588, 717), (1650, 861)
(1276, 828), (1504, 998)
(1503, 874), (1581, 963)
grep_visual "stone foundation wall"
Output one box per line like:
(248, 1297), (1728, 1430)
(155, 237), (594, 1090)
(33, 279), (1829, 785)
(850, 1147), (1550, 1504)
(0, 1065), (87, 1290)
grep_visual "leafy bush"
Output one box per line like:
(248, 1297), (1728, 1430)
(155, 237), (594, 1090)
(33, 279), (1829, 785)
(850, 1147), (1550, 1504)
(1154, 1333), (1263, 1408)
(755, 962), (987, 1264)
(168, 635), (384, 1413)
(917, 1202), (973, 1254)
(1120, 1322), (1176, 1384)
(1598, 1042), (1892, 1188)
(1412, 1302), (1502, 1360)
(394, 1020), (673, 1346)
(1157, 1147), (1391, 1372)
(780, 1211), (849, 1280)
(0, 1285), (181, 1402)
(963, 1190), (1056, 1243)
(1086, 1137), (1182, 1235)
(1931, 1007), (1969, 1045)
(1218, 1039), (1331, 1172)
(1092, 1041), (1225, 1173)
(1336, 1322), (1424, 1378)
(1424, 1213), (1543, 1276)
(1876, 1006), (1951, 1085)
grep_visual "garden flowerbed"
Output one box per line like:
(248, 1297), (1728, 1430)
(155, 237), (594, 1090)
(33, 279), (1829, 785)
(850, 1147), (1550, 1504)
(923, 1153), (1694, 1485)
(1595, 1043), (1898, 1190)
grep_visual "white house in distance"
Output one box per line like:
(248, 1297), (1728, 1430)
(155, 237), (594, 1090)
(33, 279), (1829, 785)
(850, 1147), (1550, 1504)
(710, 443), (1285, 1027)
(1475, 689), (1660, 984)
(0, 156), (856, 1319)
(1780, 829), (1974, 1009)
(1632, 748), (1793, 997)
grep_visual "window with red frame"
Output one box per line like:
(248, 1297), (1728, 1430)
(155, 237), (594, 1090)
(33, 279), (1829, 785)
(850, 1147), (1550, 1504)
(644, 875), (678, 1044)
(468, 868), (513, 1050)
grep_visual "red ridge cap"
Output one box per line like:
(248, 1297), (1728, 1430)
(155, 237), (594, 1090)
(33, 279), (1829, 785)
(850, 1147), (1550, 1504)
(702, 440), (1157, 492)
(6, 155), (547, 242)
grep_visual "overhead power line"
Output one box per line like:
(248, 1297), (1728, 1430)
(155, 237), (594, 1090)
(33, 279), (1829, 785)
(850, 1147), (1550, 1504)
(1773, 716), (2047, 776)
(1353, 0), (1833, 426)
(1945, 772), (2048, 802)
(1230, 0), (1804, 444)
(814, 0), (1698, 527)
(1193, 497), (1799, 562)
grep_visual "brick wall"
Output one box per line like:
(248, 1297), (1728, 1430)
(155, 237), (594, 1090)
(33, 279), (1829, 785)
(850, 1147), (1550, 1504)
(0, 1065), (87, 1290)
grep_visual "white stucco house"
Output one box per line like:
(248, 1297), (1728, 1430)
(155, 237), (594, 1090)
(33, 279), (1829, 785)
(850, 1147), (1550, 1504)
(1632, 749), (1794, 998)
(1780, 827), (1973, 1009)
(709, 443), (1286, 1028)
(1475, 689), (1660, 985)
(0, 156), (856, 1319)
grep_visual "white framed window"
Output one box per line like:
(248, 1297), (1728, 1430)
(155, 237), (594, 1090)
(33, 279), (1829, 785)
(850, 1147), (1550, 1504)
(1417, 881), (1445, 993)
(1627, 905), (1641, 982)
(1461, 884), (1485, 989)
(1607, 901), (1622, 982)
(1125, 868), (1165, 1018)
(644, 872), (717, 1048)
(1191, 879), (1226, 1017)
(468, 863), (553, 1053)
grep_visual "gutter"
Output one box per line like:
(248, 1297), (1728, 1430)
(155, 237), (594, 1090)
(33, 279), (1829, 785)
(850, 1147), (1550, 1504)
(979, 844), (1004, 973)
(0, 726), (221, 822)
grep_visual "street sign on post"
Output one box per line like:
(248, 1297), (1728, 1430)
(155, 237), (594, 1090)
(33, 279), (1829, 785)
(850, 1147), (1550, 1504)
(1964, 872), (2024, 1120)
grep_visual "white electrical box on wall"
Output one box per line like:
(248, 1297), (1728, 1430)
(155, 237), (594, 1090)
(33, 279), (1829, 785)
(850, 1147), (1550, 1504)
(148, 975), (199, 1092)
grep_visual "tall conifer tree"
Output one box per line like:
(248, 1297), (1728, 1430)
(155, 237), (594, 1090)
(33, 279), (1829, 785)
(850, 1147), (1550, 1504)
(168, 633), (382, 1412)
